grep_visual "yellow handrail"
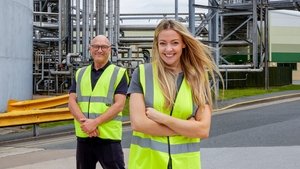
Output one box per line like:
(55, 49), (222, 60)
(7, 94), (69, 111)
(0, 107), (73, 127)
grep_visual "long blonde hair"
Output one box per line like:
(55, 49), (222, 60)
(152, 19), (222, 110)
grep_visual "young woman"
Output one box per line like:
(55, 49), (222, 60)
(127, 19), (222, 169)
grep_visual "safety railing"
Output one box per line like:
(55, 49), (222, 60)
(0, 94), (73, 136)
(7, 94), (69, 111)
(0, 107), (72, 127)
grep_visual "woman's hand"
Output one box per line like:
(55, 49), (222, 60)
(145, 107), (168, 124)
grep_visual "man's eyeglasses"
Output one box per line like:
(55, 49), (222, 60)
(90, 45), (111, 51)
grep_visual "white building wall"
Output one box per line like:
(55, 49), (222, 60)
(0, 0), (33, 112)
(269, 10), (300, 81)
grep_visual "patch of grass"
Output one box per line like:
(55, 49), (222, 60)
(23, 120), (73, 129)
(219, 84), (300, 100)
(39, 120), (73, 128)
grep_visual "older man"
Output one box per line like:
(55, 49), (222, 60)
(69, 35), (128, 169)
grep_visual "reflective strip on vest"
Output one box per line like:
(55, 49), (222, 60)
(76, 66), (87, 102)
(81, 112), (122, 121)
(144, 64), (154, 107)
(131, 135), (200, 154)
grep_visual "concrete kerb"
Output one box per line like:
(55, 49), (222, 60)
(213, 92), (300, 112)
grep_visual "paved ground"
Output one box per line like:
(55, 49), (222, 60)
(293, 80), (300, 85)
(1, 89), (300, 169)
(2, 146), (300, 169)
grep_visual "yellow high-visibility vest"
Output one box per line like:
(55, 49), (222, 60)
(129, 63), (201, 169)
(74, 64), (126, 140)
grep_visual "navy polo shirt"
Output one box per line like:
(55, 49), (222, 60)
(69, 61), (128, 95)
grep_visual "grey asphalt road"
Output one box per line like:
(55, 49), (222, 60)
(200, 97), (300, 169)
(0, 97), (300, 169)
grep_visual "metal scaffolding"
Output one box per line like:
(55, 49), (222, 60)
(32, 0), (300, 94)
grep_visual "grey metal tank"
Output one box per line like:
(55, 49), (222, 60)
(0, 0), (33, 112)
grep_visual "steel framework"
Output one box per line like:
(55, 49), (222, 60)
(32, 0), (300, 94)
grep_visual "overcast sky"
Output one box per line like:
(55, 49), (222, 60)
(120, 0), (206, 14)
(119, 0), (298, 14)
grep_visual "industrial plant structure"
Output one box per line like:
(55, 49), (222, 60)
(0, 0), (300, 112)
